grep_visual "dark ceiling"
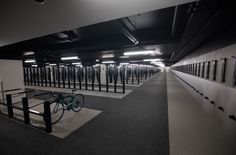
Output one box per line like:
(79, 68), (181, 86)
(0, 0), (234, 66)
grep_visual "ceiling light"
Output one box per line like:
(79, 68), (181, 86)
(61, 56), (79, 60)
(102, 54), (114, 58)
(120, 63), (129, 65)
(102, 61), (115, 64)
(72, 62), (81, 65)
(31, 65), (38, 67)
(129, 60), (142, 63)
(24, 59), (36, 63)
(96, 59), (99, 62)
(24, 51), (35, 56)
(124, 50), (154, 56)
(76, 65), (83, 67)
(119, 55), (129, 59)
(143, 59), (162, 62)
(49, 64), (57, 66)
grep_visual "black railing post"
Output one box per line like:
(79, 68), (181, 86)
(48, 67), (52, 87)
(53, 67), (56, 87)
(62, 67), (65, 88)
(40, 67), (44, 86)
(33, 67), (36, 85)
(78, 67), (82, 90)
(85, 67), (88, 90)
(6, 94), (13, 118)
(57, 66), (61, 88)
(22, 97), (30, 125)
(131, 69), (134, 84)
(122, 70), (125, 94)
(37, 67), (40, 86)
(106, 66), (109, 92)
(98, 67), (101, 91)
(44, 66), (48, 87)
(73, 66), (76, 89)
(44, 101), (52, 133)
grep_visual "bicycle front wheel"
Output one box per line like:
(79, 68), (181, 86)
(72, 94), (85, 112)
(50, 101), (64, 124)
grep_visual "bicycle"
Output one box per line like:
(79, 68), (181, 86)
(35, 89), (84, 124)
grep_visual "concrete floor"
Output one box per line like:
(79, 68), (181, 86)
(0, 72), (235, 155)
(167, 72), (236, 155)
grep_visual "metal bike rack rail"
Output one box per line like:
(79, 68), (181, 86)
(0, 93), (52, 133)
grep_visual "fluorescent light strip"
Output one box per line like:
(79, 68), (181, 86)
(119, 55), (129, 59)
(120, 63), (129, 65)
(49, 64), (57, 66)
(72, 62), (81, 65)
(102, 61), (115, 64)
(124, 50), (154, 56)
(129, 60), (142, 63)
(61, 56), (79, 60)
(24, 51), (35, 56)
(31, 65), (38, 67)
(25, 59), (36, 63)
(102, 54), (114, 58)
(143, 59), (162, 62)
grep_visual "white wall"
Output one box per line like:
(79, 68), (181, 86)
(0, 59), (24, 90)
(0, 59), (25, 103)
(171, 42), (236, 137)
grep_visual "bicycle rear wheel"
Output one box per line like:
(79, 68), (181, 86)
(72, 94), (84, 112)
(50, 101), (64, 124)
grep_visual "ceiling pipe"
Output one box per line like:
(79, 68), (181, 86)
(113, 20), (139, 45)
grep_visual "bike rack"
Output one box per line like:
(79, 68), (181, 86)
(0, 93), (52, 133)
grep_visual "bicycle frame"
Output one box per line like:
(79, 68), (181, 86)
(51, 94), (76, 112)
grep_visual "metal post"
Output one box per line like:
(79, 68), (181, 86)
(30, 67), (33, 85)
(33, 67), (36, 85)
(85, 67), (88, 90)
(106, 66), (109, 92)
(138, 68), (140, 84)
(57, 66), (61, 88)
(122, 68), (125, 94)
(44, 66), (48, 86)
(68, 67), (71, 88)
(78, 67), (82, 90)
(48, 67), (52, 87)
(53, 67), (56, 87)
(26, 68), (30, 85)
(73, 66), (76, 89)
(131, 69), (134, 84)
(6, 94), (13, 118)
(44, 101), (52, 133)
(40, 67), (44, 86)
(98, 66), (101, 91)
(22, 97), (30, 125)
(62, 67), (65, 88)
(37, 67), (40, 86)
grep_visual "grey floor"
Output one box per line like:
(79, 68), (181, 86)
(167, 72), (236, 155)
(1, 72), (235, 155)
(0, 72), (169, 155)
